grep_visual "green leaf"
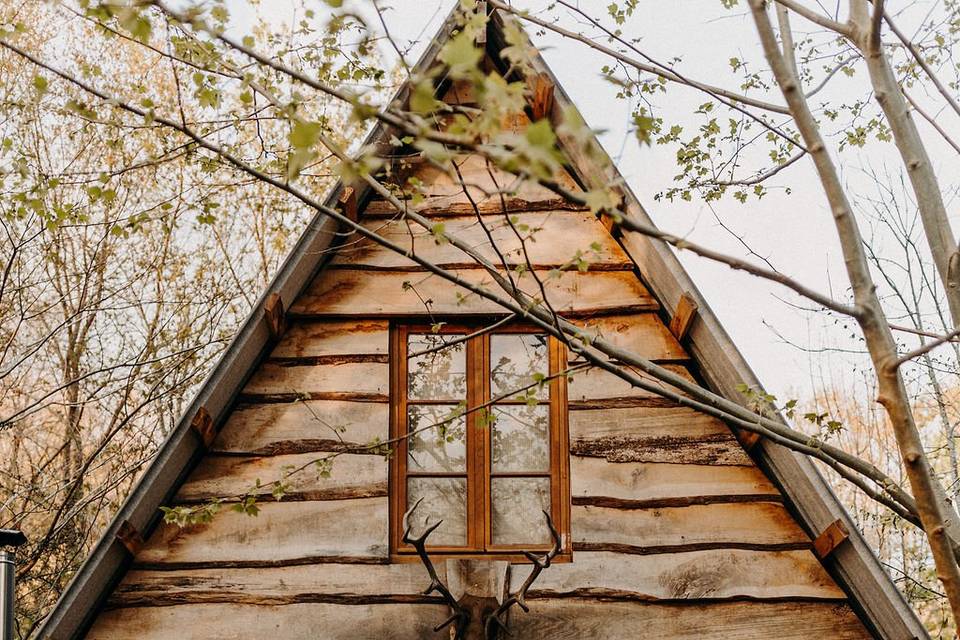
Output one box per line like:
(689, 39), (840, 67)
(439, 28), (483, 78)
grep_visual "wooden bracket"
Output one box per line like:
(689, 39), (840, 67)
(737, 430), (762, 452)
(813, 519), (850, 560)
(669, 292), (699, 342)
(190, 406), (216, 448)
(338, 186), (358, 222)
(530, 72), (555, 121)
(116, 520), (144, 556)
(264, 292), (286, 340)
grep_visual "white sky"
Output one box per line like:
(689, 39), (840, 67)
(225, 0), (960, 403)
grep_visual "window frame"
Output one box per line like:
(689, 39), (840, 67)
(389, 321), (571, 561)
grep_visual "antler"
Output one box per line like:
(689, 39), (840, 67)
(484, 510), (562, 638)
(402, 498), (471, 638)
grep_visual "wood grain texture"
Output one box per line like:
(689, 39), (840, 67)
(572, 502), (810, 552)
(570, 458), (776, 504)
(270, 320), (389, 358)
(176, 453), (387, 503)
(569, 406), (752, 466)
(566, 364), (693, 405)
(508, 599), (870, 639)
(87, 603), (450, 640)
(331, 211), (630, 270)
(572, 313), (688, 361)
(512, 550), (843, 600)
(289, 268), (657, 317)
(242, 362), (389, 397)
(136, 498), (388, 567)
(212, 401), (387, 456)
(108, 563), (443, 608)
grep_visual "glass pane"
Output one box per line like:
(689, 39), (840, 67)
(407, 333), (466, 400)
(492, 405), (549, 472)
(407, 404), (466, 472)
(490, 334), (549, 400)
(491, 478), (552, 545)
(406, 477), (467, 547)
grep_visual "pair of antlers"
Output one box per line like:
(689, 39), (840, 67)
(402, 499), (562, 639)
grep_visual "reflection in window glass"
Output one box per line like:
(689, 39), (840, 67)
(408, 333), (466, 400)
(491, 477), (551, 545)
(407, 477), (468, 546)
(492, 405), (549, 472)
(407, 404), (466, 472)
(490, 334), (549, 400)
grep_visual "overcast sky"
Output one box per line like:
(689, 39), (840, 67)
(225, 0), (960, 403)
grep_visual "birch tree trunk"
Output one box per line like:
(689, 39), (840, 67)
(751, 0), (960, 622)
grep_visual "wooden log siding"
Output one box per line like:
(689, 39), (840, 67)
(571, 502), (810, 555)
(88, 56), (869, 640)
(289, 268), (658, 317)
(175, 453), (387, 503)
(135, 499), (389, 568)
(330, 211), (632, 270)
(212, 401), (387, 456)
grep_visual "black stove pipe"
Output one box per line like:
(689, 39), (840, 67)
(0, 530), (26, 640)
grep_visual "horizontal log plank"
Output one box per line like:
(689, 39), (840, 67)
(108, 562), (442, 609)
(512, 550), (842, 601)
(569, 406), (752, 465)
(572, 313), (688, 361)
(213, 401), (387, 456)
(570, 458), (776, 505)
(270, 320), (389, 358)
(87, 603), (450, 640)
(290, 268), (657, 317)
(566, 364), (693, 405)
(331, 211), (630, 270)
(243, 362), (389, 397)
(363, 195), (587, 216)
(572, 502), (810, 552)
(176, 453), (387, 503)
(136, 499), (388, 567)
(509, 599), (870, 639)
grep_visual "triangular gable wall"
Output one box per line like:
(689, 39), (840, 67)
(39, 5), (925, 639)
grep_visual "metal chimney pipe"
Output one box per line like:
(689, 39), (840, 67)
(0, 530), (27, 640)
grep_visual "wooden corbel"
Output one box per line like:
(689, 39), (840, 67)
(190, 406), (216, 449)
(668, 292), (699, 342)
(338, 186), (358, 223)
(264, 292), (286, 340)
(116, 520), (144, 556)
(529, 72), (555, 121)
(813, 519), (850, 560)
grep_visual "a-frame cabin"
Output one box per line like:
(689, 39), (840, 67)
(38, 4), (927, 639)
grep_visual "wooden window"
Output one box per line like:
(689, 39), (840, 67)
(390, 323), (571, 558)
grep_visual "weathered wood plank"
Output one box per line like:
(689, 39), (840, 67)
(176, 453), (387, 503)
(572, 502), (810, 553)
(109, 563), (442, 608)
(512, 550), (843, 600)
(363, 195), (587, 216)
(509, 599), (870, 639)
(213, 401), (387, 456)
(331, 211), (630, 270)
(570, 458), (776, 505)
(391, 152), (580, 200)
(270, 320), (389, 358)
(569, 406), (752, 465)
(242, 362), (389, 398)
(87, 603), (450, 640)
(572, 313), (688, 361)
(566, 364), (693, 405)
(136, 499), (388, 567)
(290, 268), (657, 317)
